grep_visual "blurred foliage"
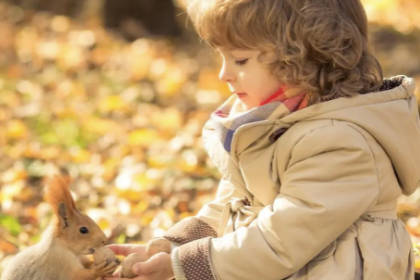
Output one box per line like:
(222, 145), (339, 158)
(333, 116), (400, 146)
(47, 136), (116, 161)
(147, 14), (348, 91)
(362, 0), (420, 32)
(0, 1), (229, 268)
(0, 0), (419, 274)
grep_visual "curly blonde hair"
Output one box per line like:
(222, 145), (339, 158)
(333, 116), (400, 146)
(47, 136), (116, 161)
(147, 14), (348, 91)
(187, 0), (383, 103)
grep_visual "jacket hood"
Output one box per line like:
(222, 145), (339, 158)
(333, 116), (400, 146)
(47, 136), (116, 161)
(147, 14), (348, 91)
(281, 76), (420, 195)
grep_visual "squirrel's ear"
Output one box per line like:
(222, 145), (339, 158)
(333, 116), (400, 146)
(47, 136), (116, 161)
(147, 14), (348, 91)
(58, 202), (70, 228)
(44, 175), (78, 226)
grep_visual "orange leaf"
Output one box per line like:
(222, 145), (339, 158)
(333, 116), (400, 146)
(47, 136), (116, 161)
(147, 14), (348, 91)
(0, 240), (18, 254)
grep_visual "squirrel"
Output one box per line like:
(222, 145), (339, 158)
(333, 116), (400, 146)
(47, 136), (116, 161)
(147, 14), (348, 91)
(1, 175), (119, 280)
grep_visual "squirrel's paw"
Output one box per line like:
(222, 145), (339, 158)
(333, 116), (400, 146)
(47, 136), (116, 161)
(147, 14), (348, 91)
(92, 246), (120, 277)
(93, 257), (120, 277)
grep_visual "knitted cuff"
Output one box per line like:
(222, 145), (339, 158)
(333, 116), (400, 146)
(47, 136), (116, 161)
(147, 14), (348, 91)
(177, 237), (216, 280)
(164, 217), (217, 245)
(171, 247), (187, 280)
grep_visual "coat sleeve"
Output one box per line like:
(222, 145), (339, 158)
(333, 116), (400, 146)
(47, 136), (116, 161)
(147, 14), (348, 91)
(174, 123), (380, 280)
(165, 178), (250, 245)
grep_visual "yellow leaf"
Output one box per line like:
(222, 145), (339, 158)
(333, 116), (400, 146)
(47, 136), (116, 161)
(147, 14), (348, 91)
(177, 160), (197, 173)
(51, 15), (70, 33)
(165, 208), (176, 220)
(140, 211), (156, 226)
(116, 189), (144, 202)
(128, 129), (159, 147)
(37, 40), (60, 60)
(128, 39), (155, 80)
(151, 108), (183, 135)
(103, 158), (120, 181)
(129, 51), (153, 81)
(58, 44), (86, 70)
(133, 173), (158, 192)
(415, 257), (420, 270)
(1, 168), (27, 184)
(83, 116), (117, 135)
(98, 218), (111, 231)
(6, 120), (28, 140)
(132, 200), (149, 215)
(407, 217), (420, 237)
(156, 67), (186, 97)
(147, 154), (173, 168)
(69, 148), (91, 163)
(23, 145), (62, 161)
(2, 182), (24, 200)
(179, 212), (194, 219)
(414, 76), (420, 104)
(176, 150), (200, 173)
(70, 81), (87, 98)
(0, 108), (7, 122)
(98, 95), (127, 114)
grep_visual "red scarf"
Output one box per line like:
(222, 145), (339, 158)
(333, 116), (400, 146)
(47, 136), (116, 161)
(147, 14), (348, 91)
(211, 86), (309, 152)
(259, 86), (309, 111)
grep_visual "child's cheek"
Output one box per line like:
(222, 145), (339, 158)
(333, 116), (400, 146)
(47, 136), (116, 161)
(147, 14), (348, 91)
(238, 71), (246, 80)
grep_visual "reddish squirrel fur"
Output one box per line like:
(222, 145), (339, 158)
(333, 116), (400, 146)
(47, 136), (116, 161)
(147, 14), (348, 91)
(1, 175), (118, 280)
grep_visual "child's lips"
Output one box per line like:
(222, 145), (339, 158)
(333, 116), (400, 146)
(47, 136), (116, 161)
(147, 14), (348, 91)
(234, 92), (247, 98)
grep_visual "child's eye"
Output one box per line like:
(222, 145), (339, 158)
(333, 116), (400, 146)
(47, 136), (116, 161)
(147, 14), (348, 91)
(235, 58), (249, 65)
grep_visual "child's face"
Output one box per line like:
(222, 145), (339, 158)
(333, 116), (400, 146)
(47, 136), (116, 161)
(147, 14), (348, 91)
(217, 48), (282, 109)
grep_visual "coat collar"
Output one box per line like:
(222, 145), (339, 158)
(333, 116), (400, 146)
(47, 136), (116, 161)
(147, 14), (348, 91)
(232, 76), (415, 156)
(203, 75), (420, 195)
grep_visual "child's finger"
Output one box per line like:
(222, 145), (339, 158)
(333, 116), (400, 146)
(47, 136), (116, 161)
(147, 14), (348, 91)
(132, 257), (157, 275)
(103, 275), (139, 280)
(106, 244), (145, 256)
(104, 277), (147, 280)
(112, 266), (122, 277)
(106, 244), (132, 256)
(132, 252), (169, 275)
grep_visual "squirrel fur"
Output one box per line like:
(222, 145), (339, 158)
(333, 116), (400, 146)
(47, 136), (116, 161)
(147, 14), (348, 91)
(1, 175), (118, 280)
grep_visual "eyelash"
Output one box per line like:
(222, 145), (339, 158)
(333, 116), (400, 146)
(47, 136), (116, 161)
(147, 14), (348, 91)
(235, 58), (249, 65)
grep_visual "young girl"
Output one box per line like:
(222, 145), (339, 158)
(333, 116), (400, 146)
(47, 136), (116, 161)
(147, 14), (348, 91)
(107, 0), (420, 279)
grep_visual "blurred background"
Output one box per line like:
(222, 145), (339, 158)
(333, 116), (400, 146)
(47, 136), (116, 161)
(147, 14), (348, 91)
(0, 0), (419, 274)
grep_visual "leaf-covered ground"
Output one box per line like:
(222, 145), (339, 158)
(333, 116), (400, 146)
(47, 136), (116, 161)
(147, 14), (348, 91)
(0, 1), (419, 273)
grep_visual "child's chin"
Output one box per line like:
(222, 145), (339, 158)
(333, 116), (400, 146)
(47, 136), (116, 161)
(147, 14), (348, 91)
(242, 101), (258, 110)
(238, 99), (250, 109)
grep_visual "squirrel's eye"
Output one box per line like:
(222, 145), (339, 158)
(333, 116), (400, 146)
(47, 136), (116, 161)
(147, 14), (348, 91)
(79, 227), (89, 234)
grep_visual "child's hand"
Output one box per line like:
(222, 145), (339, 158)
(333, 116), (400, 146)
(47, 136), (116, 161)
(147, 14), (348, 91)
(107, 244), (148, 258)
(104, 252), (174, 280)
(106, 244), (148, 278)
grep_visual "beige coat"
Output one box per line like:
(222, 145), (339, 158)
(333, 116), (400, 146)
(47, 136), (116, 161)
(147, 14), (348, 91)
(197, 76), (419, 279)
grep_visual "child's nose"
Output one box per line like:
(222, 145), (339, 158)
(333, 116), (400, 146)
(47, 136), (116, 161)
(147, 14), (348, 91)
(218, 63), (234, 83)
